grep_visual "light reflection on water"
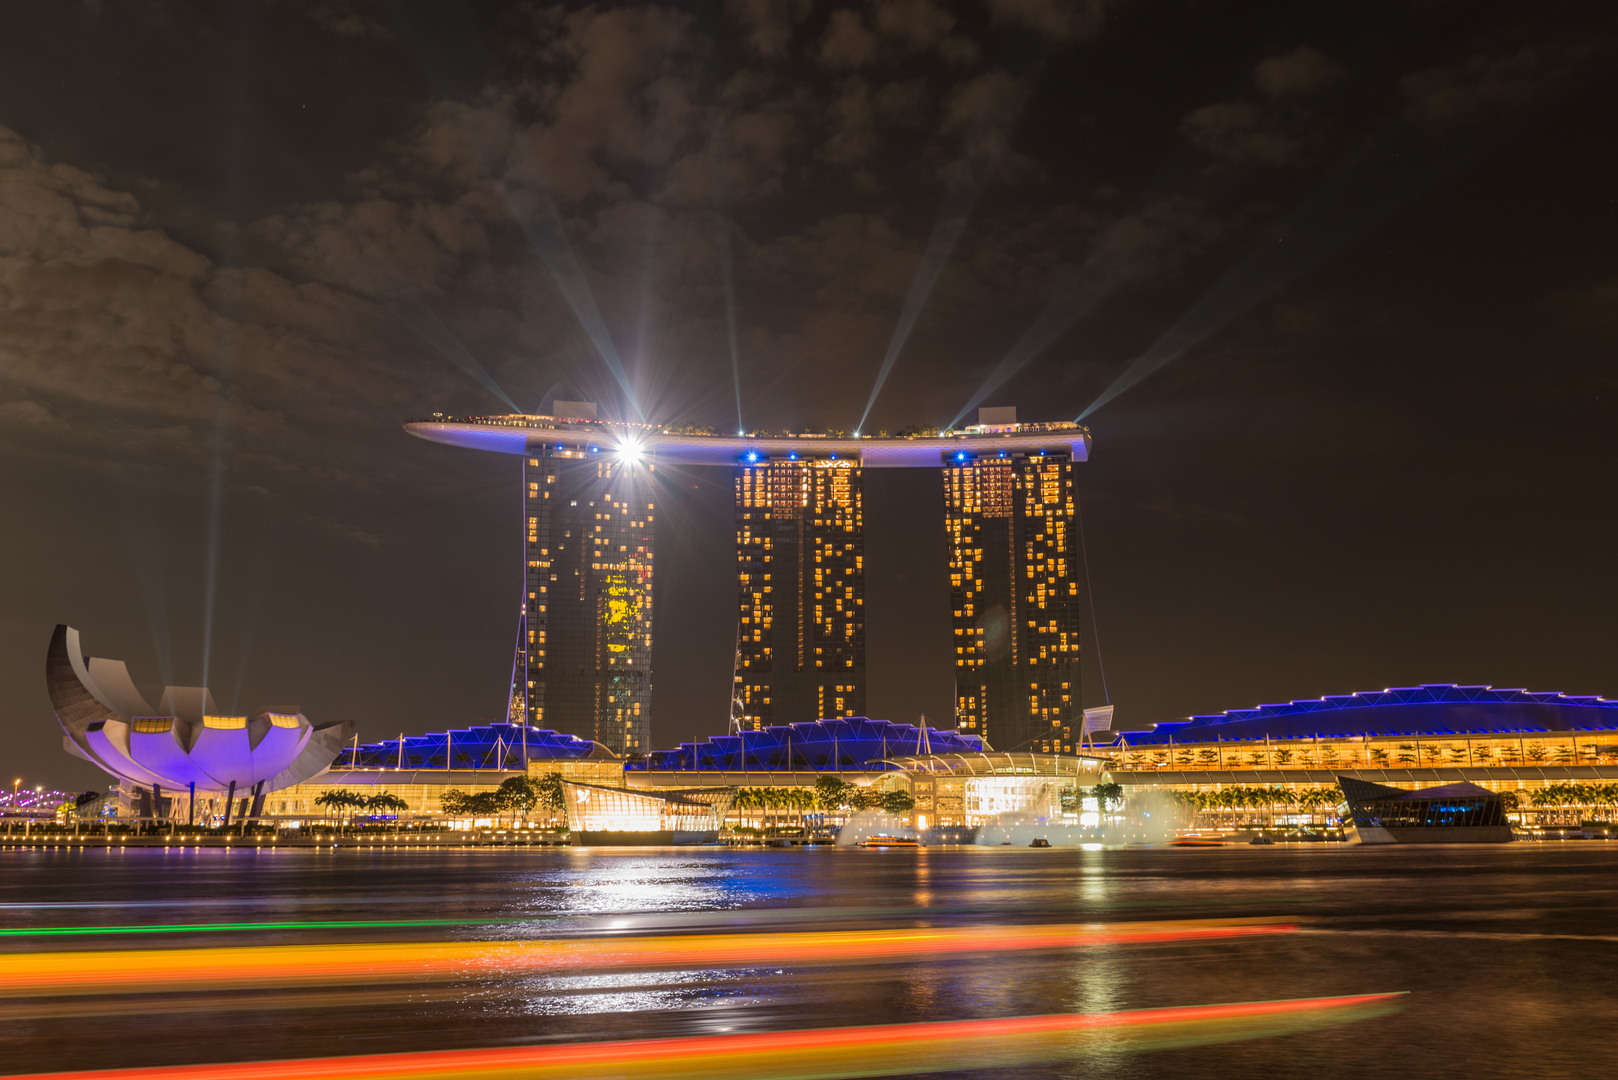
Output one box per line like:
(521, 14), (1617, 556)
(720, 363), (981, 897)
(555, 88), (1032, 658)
(2, 845), (1616, 1078)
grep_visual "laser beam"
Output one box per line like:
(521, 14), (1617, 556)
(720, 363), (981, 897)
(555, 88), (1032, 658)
(718, 210), (744, 434)
(1076, 90), (1566, 422)
(393, 302), (520, 413)
(501, 178), (643, 421)
(858, 150), (998, 434)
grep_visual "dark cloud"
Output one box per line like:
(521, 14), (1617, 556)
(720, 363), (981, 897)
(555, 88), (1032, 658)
(1180, 99), (1309, 167)
(1253, 46), (1346, 97)
(1400, 37), (1604, 130)
(985, 0), (1111, 42)
(726, 0), (813, 59)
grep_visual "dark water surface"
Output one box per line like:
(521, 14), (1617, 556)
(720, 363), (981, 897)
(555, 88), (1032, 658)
(2, 844), (1615, 1078)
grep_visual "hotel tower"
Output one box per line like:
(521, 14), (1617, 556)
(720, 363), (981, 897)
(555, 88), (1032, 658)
(509, 402), (654, 756)
(733, 455), (866, 730)
(944, 408), (1082, 754)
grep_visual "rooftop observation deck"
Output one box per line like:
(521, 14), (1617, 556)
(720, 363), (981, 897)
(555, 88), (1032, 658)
(403, 413), (1090, 468)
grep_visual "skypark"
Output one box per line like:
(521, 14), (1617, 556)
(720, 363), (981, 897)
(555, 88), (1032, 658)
(404, 412), (1090, 468)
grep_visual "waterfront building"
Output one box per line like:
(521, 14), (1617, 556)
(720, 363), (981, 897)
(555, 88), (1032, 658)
(853, 750), (1105, 830)
(511, 401), (655, 756)
(1100, 684), (1618, 824)
(272, 715), (1094, 833)
(45, 624), (352, 825)
(944, 407), (1082, 754)
(561, 782), (734, 844)
(1338, 776), (1513, 844)
(735, 457), (865, 728)
(270, 721), (625, 823)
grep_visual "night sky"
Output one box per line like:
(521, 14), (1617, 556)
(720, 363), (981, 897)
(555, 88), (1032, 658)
(3, 1), (1614, 791)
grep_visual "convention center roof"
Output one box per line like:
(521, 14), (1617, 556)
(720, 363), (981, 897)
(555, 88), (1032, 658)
(336, 722), (616, 770)
(639, 717), (986, 772)
(404, 413), (1090, 467)
(1113, 684), (1618, 746)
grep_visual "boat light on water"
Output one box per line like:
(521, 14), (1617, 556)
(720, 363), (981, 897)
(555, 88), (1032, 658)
(4, 993), (1405, 1080)
(0, 919), (1298, 997)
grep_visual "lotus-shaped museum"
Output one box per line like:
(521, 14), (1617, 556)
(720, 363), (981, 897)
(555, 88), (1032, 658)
(47, 624), (353, 798)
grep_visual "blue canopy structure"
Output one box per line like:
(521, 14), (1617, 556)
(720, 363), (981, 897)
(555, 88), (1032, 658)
(335, 723), (608, 771)
(1116, 684), (1618, 747)
(638, 717), (984, 772)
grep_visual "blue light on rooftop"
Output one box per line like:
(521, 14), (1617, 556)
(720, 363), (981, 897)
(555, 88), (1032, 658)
(1112, 684), (1618, 747)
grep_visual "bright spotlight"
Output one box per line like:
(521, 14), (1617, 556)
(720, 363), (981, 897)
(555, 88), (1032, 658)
(617, 438), (643, 465)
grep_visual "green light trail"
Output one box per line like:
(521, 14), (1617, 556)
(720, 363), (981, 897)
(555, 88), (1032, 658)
(0, 917), (540, 938)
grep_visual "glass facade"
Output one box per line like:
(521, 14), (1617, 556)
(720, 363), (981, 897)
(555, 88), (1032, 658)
(1340, 778), (1508, 831)
(944, 453), (1081, 754)
(561, 781), (733, 834)
(512, 447), (654, 755)
(734, 458), (865, 728)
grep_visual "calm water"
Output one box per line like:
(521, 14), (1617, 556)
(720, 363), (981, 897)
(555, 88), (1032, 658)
(2, 844), (1615, 1078)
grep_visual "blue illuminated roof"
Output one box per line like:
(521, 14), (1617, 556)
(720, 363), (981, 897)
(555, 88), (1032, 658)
(638, 717), (984, 772)
(1116, 684), (1618, 746)
(336, 723), (604, 770)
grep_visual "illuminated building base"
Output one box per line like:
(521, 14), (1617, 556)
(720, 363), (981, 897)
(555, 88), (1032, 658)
(573, 830), (717, 846)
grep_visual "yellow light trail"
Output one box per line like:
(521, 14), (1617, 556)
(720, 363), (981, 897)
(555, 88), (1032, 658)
(0, 918), (1293, 998)
(5, 993), (1404, 1080)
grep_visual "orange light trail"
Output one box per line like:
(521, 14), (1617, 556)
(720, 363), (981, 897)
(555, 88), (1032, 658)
(5, 993), (1404, 1080)
(0, 919), (1294, 998)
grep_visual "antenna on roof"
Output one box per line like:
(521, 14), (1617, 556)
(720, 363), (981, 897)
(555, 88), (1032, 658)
(728, 624), (745, 736)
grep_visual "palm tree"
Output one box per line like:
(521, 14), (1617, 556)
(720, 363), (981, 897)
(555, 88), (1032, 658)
(732, 788), (760, 834)
(315, 789), (359, 834)
(1090, 781), (1125, 817)
(367, 793), (409, 834)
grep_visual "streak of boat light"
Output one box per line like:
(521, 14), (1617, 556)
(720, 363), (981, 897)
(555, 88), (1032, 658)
(7, 992), (1405, 1080)
(0, 919), (1295, 997)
